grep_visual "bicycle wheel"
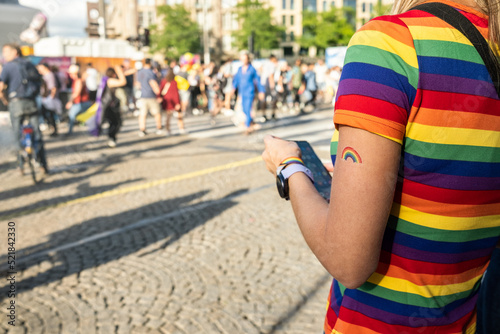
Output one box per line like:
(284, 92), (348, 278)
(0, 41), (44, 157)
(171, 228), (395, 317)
(27, 153), (38, 184)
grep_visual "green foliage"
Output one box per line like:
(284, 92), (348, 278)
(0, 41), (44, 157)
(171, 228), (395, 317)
(300, 10), (318, 48)
(234, 0), (285, 52)
(150, 5), (201, 59)
(371, 0), (392, 18)
(343, 6), (356, 27)
(299, 8), (355, 50)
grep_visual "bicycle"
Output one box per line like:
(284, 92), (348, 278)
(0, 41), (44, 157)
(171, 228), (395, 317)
(19, 117), (39, 184)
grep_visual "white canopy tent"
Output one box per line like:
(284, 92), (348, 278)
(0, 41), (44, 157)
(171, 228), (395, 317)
(34, 36), (144, 60)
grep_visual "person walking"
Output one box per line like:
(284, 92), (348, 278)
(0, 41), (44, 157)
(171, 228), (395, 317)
(65, 64), (91, 136)
(188, 66), (202, 115)
(290, 58), (303, 112)
(37, 63), (61, 137)
(262, 0), (500, 332)
(159, 70), (185, 136)
(0, 43), (49, 174)
(208, 69), (225, 124)
(122, 60), (137, 113)
(94, 66), (127, 147)
(314, 58), (328, 103)
(231, 51), (265, 135)
(136, 58), (162, 137)
(169, 59), (180, 75)
(220, 58), (234, 112)
(52, 65), (70, 110)
(326, 66), (341, 106)
(84, 62), (99, 102)
(260, 54), (279, 120)
(299, 62), (317, 113)
(275, 62), (289, 112)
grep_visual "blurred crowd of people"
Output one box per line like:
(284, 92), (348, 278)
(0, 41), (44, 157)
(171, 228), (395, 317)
(129, 53), (343, 135)
(1, 44), (343, 175)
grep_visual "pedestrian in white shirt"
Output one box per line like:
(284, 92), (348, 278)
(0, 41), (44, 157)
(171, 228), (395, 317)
(314, 58), (328, 103)
(84, 63), (99, 102)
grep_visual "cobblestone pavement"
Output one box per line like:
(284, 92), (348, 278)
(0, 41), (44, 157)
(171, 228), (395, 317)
(0, 106), (336, 334)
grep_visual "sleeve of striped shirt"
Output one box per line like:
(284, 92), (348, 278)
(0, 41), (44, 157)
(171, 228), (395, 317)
(334, 16), (419, 145)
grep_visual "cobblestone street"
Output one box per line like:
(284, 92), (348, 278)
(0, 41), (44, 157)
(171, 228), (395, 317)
(0, 107), (336, 334)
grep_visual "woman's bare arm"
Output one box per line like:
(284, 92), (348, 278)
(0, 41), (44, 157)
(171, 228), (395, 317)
(107, 66), (127, 89)
(262, 125), (401, 288)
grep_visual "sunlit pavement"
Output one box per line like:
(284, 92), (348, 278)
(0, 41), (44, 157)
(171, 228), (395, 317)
(0, 106), (336, 334)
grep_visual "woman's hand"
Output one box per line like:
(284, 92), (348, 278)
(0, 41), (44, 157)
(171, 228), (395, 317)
(323, 162), (334, 173)
(262, 135), (301, 174)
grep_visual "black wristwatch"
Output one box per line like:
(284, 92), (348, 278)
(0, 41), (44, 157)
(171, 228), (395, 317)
(276, 163), (314, 200)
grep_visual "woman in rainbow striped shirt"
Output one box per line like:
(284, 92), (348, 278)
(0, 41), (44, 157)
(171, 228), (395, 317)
(262, 0), (500, 332)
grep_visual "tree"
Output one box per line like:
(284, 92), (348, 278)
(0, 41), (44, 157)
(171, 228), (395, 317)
(299, 8), (355, 51)
(300, 10), (319, 49)
(316, 8), (355, 48)
(371, 0), (392, 18)
(150, 5), (201, 59)
(234, 0), (285, 53)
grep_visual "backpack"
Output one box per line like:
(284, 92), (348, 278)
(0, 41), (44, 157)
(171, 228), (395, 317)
(89, 79), (121, 137)
(175, 75), (190, 91)
(101, 84), (120, 115)
(15, 58), (42, 99)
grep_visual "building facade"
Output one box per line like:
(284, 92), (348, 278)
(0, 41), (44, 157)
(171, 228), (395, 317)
(103, 0), (393, 60)
(355, 0), (392, 29)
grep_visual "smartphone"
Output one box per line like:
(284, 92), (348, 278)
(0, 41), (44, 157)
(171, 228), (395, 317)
(295, 141), (332, 201)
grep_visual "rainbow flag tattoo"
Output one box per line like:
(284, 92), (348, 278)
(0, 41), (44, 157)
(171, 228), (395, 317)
(341, 147), (362, 163)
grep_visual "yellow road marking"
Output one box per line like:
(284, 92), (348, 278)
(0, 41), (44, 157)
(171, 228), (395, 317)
(1, 156), (263, 220)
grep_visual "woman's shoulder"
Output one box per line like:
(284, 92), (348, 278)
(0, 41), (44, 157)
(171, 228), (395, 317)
(348, 13), (421, 54)
(361, 6), (460, 38)
(357, 14), (414, 38)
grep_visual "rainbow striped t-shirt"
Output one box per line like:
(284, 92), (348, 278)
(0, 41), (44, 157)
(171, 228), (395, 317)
(328, 1), (500, 333)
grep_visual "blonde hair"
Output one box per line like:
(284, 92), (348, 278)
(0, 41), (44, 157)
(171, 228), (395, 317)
(391, 0), (500, 58)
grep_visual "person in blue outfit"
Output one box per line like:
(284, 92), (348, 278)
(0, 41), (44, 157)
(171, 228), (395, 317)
(231, 51), (265, 135)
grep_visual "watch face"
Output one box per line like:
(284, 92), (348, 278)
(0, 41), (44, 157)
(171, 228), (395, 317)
(276, 173), (289, 200)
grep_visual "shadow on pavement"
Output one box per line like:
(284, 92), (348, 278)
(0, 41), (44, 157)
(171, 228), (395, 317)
(118, 139), (193, 160)
(0, 188), (247, 301)
(0, 139), (193, 204)
(0, 160), (16, 174)
(0, 177), (143, 220)
(45, 134), (181, 159)
(0, 163), (117, 205)
(269, 273), (332, 333)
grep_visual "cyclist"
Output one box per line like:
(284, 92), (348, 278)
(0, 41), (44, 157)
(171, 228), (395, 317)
(0, 43), (49, 175)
